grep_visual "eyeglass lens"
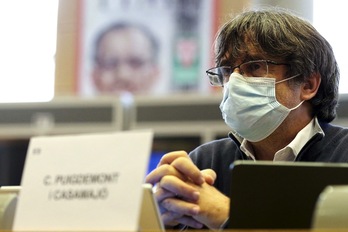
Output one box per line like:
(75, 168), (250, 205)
(207, 60), (270, 86)
(240, 60), (268, 77)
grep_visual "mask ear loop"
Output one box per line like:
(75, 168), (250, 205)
(289, 100), (305, 111)
(275, 73), (304, 111)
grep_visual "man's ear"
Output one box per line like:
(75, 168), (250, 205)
(301, 72), (321, 100)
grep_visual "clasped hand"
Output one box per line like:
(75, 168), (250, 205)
(145, 151), (229, 230)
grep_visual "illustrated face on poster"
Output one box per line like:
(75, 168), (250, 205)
(78, 0), (214, 96)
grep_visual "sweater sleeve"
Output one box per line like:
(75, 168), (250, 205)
(189, 138), (242, 196)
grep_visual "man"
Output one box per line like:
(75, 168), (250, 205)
(91, 22), (160, 95)
(146, 8), (348, 230)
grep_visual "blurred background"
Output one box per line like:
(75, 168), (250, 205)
(0, 0), (347, 186)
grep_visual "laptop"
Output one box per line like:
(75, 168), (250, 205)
(227, 160), (348, 229)
(139, 184), (165, 232)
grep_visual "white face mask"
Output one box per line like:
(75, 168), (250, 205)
(220, 72), (303, 142)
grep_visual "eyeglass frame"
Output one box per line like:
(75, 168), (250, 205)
(205, 59), (291, 87)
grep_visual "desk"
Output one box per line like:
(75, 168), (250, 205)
(0, 230), (345, 232)
(0, 228), (348, 232)
(171, 230), (345, 232)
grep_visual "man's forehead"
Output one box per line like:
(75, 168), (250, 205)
(218, 50), (265, 66)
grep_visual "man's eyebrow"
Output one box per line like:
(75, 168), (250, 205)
(218, 60), (231, 66)
(243, 54), (265, 61)
(218, 54), (240, 66)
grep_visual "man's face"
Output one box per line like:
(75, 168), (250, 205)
(221, 46), (301, 109)
(92, 28), (159, 94)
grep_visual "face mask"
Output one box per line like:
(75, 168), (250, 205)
(220, 72), (303, 142)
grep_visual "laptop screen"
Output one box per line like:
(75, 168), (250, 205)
(227, 161), (348, 229)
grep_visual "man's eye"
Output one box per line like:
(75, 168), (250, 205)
(241, 61), (267, 76)
(248, 63), (262, 71)
(220, 68), (232, 77)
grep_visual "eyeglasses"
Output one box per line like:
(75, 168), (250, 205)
(205, 60), (290, 86)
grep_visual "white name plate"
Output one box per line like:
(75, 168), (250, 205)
(13, 130), (153, 231)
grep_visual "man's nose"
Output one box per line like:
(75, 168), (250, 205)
(232, 67), (241, 74)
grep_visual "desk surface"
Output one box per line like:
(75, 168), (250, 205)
(0, 230), (344, 232)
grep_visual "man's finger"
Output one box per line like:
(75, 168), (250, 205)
(171, 157), (204, 185)
(201, 169), (217, 185)
(157, 150), (189, 166)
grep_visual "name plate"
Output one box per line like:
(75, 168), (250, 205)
(13, 130), (153, 231)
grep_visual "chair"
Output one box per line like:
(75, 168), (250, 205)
(312, 185), (348, 229)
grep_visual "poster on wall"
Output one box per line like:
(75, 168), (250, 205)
(77, 0), (217, 97)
